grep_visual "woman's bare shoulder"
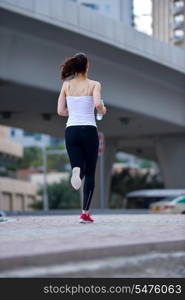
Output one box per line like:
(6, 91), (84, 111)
(89, 79), (101, 86)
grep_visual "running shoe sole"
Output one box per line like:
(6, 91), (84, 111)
(71, 167), (81, 190)
(79, 219), (92, 224)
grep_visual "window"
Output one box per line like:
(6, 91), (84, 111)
(50, 136), (63, 146)
(81, 3), (99, 10)
(11, 129), (15, 137)
(174, 29), (184, 36)
(175, 14), (184, 23)
(104, 4), (110, 13)
(177, 198), (185, 204)
(34, 133), (42, 141)
(174, 29), (185, 40)
(174, 0), (184, 9)
(24, 130), (34, 137)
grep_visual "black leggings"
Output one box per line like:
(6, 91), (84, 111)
(64, 125), (99, 211)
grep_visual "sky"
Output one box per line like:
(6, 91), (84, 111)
(133, 0), (152, 35)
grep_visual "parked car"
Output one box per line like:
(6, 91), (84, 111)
(149, 195), (185, 214)
(125, 189), (185, 209)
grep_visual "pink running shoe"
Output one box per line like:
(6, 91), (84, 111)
(86, 213), (94, 222)
(79, 213), (94, 223)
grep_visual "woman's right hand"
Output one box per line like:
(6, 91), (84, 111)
(102, 106), (107, 115)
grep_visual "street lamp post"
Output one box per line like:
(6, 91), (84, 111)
(98, 132), (105, 209)
(42, 146), (48, 211)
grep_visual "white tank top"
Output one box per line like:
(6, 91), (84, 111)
(66, 95), (97, 128)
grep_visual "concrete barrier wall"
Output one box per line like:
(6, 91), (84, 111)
(0, 177), (38, 211)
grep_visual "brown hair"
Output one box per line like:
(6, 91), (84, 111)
(59, 52), (88, 80)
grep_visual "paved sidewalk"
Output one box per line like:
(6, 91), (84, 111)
(0, 214), (185, 276)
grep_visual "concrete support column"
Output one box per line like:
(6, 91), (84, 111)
(91, 137), (118, 209)
(11, 193), (17, 211)
(0, 191), (3, 210)
(155, 136), (185, 188)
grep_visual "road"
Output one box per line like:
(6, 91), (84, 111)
(0, 214), (185, 277)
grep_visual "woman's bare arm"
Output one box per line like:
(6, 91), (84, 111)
(57, 81), (69, 117)
(93, 82), (107, 114)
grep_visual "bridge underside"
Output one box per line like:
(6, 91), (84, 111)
(0, 79), (184, 161)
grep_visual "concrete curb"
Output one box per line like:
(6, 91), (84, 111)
(0, 240), (185, 272)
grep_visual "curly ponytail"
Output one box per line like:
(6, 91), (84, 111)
(59, 52), (88, 80)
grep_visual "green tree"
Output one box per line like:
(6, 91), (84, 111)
(18, 144), (69, 171)
(31, 179), (80, 210)
(19, 146), (42, 168)
(139, 159), (153, 169)
(109, 168), (164, 208)
(47, 144), (69, 171)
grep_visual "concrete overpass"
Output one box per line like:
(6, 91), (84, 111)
(0, 0), (185, 208)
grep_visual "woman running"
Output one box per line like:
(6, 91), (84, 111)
(57, 52), (107, 223)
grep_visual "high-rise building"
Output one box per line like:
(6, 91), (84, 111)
(8, 127), (63, 148)
(152, 0), (185, 48)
